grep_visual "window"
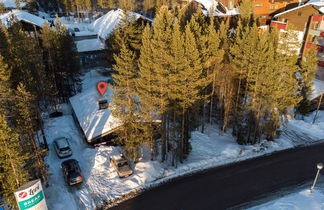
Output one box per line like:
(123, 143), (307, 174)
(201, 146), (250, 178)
(297, 12), (302, 16)
(269, 5), (278, 10)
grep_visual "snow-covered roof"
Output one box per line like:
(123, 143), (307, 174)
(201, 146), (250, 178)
(0, 0), (26, 9)
(274, 1), (324, 18)
(88, 8), (153, 40)
(0, 10), (47, 28)
(76, 38), (105, 52)
(69, 80), (122, 141)
(191, 0), (239, 16)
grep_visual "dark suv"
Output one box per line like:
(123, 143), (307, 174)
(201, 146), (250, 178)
(61, 159), (83, 186)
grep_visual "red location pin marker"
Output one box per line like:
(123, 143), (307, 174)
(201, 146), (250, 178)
(97, 81), (107, 96)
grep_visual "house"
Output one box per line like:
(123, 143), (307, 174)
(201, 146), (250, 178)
(272, 1), (324, 31)
(253, 0), (305, 25)
(75, 9), (153, 70)
(69, 77), (122, 145)
(0, 9), (48, 37)
(271, 1), (324, 79)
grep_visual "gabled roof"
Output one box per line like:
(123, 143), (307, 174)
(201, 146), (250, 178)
(69, 76), (122, 141)
(0, 10), (48, 28)
(88, 8), (153, 40)
(274, 1), (324, 18)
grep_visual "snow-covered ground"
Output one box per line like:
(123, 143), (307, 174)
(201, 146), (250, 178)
(43, 69), (324, 209)
(248, 178), (324, 210)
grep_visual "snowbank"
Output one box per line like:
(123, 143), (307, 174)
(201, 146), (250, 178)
(249, 188), (324, 209)
(0, 10), (47, 28)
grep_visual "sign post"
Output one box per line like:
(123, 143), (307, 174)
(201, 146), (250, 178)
(14, 179), (47, 210)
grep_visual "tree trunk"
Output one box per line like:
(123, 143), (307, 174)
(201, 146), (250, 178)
(313, 93), (323, 124)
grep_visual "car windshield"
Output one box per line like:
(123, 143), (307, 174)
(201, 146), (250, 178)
(117, 161), (128, 168)
(60, 147), (70, 151)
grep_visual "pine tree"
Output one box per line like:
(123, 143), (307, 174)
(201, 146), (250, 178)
(297, 46), (318, 115)
(106, 13), (145, 66)
(119, 0), (135, 11)
(177, 23), (204, 160)
(11, 83), (48, 185)
(0, 114), (30, 208)
(0, 3), (5, 13)
(5, 21), (47, 103)
(143, 0), (155, 17)
(40, 22), (80, 103)
(137, 25), (158, 160)
(112, 42), (145, 161)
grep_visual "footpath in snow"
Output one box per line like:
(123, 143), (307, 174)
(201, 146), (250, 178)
(43, 69), (324, 209)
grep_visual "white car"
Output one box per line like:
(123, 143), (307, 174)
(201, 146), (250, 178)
(110, 155), (133, 178)
(53, 137), (72, 158)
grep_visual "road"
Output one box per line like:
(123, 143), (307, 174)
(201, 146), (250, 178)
(106, 142), (324, 210)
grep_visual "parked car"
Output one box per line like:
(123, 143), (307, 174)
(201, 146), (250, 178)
(110, 155), (133, 178)
(53, 137), (72, 158)
(61, 159), (83, 186)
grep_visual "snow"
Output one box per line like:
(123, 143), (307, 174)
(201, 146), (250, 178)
(88, 9), (123, 40)
(0, 0), (26, 9)
(192, 0), (239, 16)
(88, 8), (153, 40)
(0, 10), (47, 28)
(43, 68), (324, 209)
(249, 189), (324, 209)
(69, 70), (121, 142)
(311, 79), (324, 100)
(76, 39), (105, 52)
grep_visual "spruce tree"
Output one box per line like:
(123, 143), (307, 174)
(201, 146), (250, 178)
(137, 25), (158, 160)
(0, 114), (30, 208)
(112, 42), (145, 161)
(40, 22), (80, 103)
(11, 83), (48, 185)
(297, 46), (318, 115)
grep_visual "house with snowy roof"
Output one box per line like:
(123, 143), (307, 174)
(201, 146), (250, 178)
(0, 9), (48, 34)
(69, 79), (122, 145)
(270, 0), (324, 80)
(76, 9), (153, 69)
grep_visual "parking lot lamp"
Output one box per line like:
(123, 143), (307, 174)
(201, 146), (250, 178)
(310, 163), (323, 192)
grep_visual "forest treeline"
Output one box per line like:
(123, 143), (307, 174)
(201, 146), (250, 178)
(0, 19), (79, 206)
(16, 0), (185, 17)
(0, 1), (318, 207)
(109, 6), (317, 164)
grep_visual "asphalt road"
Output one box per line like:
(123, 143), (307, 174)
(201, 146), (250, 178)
(107, 143), (324, 210)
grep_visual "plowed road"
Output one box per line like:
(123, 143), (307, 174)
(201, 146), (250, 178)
(107, 142), (324, 210)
